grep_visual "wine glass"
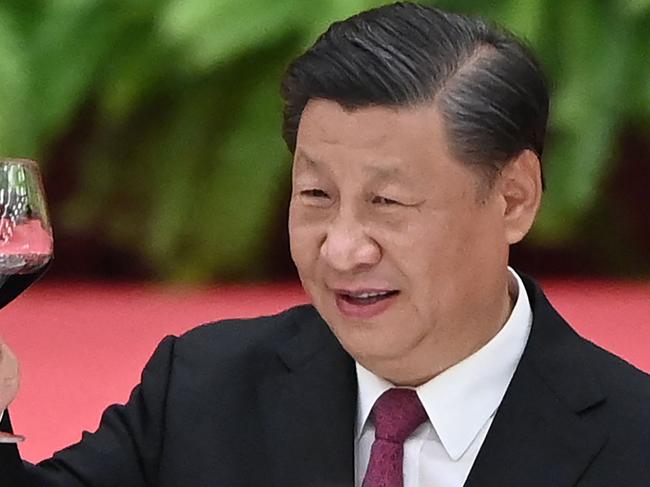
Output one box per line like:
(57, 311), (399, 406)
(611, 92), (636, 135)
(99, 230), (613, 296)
(0, 158), (53, 444)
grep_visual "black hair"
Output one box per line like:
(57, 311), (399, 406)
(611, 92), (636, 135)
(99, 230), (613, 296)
(280, 2), (549, 186)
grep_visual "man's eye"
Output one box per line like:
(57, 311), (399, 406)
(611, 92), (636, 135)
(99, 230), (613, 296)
(302, 189), (329, 198)
(372, 195), (400, 206)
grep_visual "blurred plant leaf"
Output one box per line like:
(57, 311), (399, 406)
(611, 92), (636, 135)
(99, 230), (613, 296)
(0, 6), (33, 156)
(188, 72), (290, 281)
(533, 1), (633, 242)
(158, 0), (303, 73)
(27, 3), (126, 147)
(7, 0), (650, 281)
(493, 0), (546, 44)
(618, 0), (650, 16)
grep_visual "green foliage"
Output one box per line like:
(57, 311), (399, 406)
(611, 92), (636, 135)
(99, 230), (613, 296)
(0, 0), (647, 280)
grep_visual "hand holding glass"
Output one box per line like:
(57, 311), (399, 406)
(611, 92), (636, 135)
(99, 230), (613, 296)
(0, 158), (53, 443)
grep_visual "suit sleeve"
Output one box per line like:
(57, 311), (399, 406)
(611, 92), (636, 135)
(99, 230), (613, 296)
(0, 334), (177, 487)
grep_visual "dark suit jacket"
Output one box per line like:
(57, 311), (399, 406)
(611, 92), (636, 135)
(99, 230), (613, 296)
(1, 276), (650, 486)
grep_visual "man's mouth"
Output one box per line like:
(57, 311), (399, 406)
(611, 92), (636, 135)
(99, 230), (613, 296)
(337, 289), (400, 305)
(332, 288), (400, 319)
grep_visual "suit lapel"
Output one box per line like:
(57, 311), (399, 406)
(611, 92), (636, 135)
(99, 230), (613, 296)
(258, 306), (357, 487)
(465, 276), (608, 486)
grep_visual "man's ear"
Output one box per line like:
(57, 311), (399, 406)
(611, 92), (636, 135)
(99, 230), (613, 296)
(498, 149), (543, 245)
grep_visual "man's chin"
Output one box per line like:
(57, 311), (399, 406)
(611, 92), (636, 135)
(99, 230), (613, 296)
(330, 324), (402, 362)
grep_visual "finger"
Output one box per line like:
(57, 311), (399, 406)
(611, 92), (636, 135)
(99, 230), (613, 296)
(0, 342), (20, 409)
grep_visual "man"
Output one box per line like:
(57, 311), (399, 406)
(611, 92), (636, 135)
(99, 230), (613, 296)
(1, 2), (649, 486)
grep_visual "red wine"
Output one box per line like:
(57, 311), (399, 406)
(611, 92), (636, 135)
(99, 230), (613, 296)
(0, 253), (52, 310)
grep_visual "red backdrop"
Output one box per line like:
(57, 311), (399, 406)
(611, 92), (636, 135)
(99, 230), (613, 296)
(1, 279), (649, 462)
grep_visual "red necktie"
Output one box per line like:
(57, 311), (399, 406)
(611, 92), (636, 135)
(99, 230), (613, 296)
(362, 388), (428, 487)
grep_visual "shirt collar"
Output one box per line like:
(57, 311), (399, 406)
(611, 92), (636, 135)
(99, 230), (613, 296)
(355, 267), (532, 460)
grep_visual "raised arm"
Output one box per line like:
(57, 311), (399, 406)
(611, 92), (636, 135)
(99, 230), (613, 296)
(0, 335), (177, 487)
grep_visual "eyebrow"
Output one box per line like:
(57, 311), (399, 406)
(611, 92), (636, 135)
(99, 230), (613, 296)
(367, 165), (402, 182)
(294, 150), (322, 169)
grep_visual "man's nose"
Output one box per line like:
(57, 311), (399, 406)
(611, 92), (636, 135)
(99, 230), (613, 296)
(320, 212), (380, 272)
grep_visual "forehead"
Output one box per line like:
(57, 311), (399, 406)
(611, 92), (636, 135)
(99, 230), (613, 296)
(293, 99), (458, 181)
(296, 99), (445, 150)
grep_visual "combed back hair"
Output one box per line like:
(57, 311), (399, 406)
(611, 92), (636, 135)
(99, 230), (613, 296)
(280, 1), (549, 186)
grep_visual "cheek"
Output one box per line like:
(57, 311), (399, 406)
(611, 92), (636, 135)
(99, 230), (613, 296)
(391, 213), (490, 296)
(461, 207), (507, 260)
(288, 208), (323, 272)
(392, 219), (452, 273)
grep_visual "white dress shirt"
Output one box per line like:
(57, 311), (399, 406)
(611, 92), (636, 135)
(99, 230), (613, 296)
(355, 268), (532, 487)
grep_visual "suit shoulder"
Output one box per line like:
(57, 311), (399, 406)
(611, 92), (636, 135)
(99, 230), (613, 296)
(578, 338), (650, 422)
(172, 304), (321, 359)
(584, 339), (650, 393)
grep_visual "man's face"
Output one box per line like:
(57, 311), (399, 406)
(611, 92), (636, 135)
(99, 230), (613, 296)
(289, 99), (511, 381)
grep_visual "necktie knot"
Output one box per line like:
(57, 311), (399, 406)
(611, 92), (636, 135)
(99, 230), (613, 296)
(371, 388), (427, 443)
